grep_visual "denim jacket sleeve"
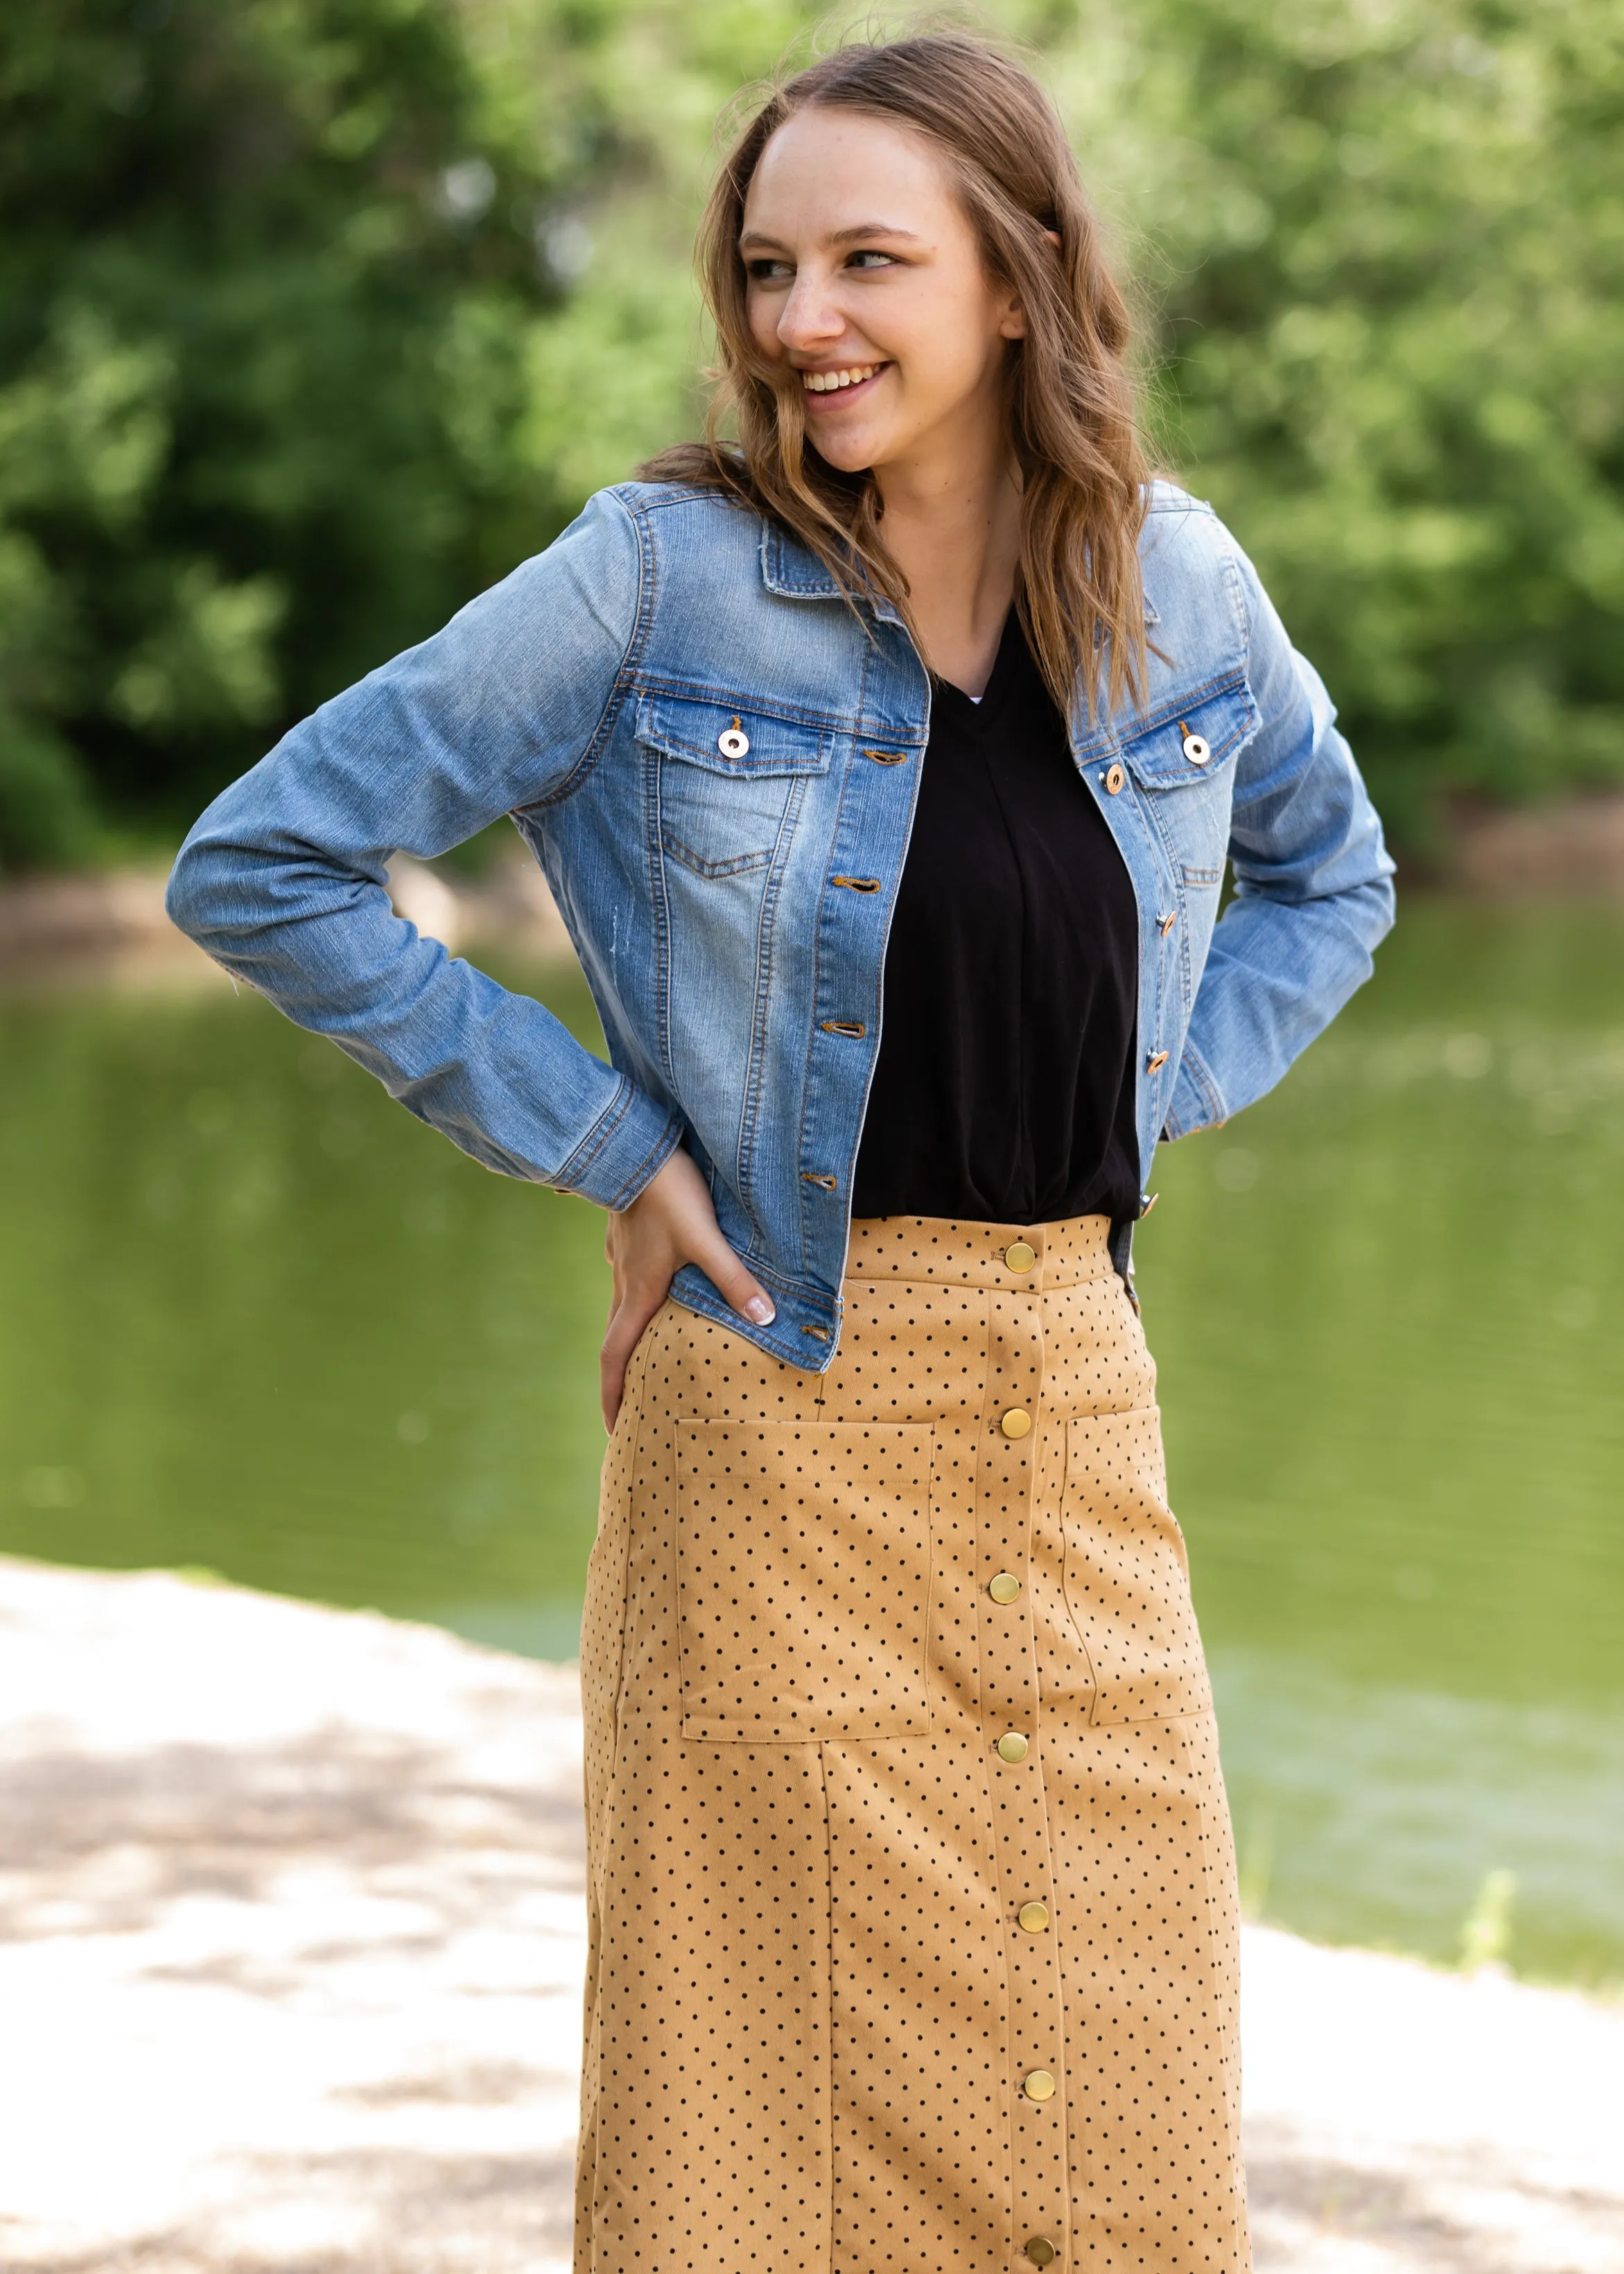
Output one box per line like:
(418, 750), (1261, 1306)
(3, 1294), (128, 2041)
(165, 489), (684, 1209)
(1162, 532), (1397, 1141)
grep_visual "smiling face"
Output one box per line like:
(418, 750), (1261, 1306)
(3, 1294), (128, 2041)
(740, 106), (1027, 481)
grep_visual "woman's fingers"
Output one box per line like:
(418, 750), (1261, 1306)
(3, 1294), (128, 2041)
(624, 1152), (776, 1323)
(600, 1278), (663, 1432)
(688, 1222), (776, 1325)
(597, 1149), (778, 1429)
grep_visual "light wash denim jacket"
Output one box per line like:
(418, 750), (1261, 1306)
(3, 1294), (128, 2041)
(168, 478), (1395, 1371)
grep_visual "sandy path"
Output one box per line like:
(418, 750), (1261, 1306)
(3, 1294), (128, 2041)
(0, 1557), (1618, 2273)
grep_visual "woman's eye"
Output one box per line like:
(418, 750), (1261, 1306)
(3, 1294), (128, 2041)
(746, 258), (793, 282)
(846, 250), (896, 270)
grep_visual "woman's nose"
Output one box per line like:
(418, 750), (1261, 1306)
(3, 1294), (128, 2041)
(776, 268), (845, 352)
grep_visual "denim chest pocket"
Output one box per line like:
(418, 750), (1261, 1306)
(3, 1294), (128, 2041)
(1118, 677), (1257, 791)
(1116, 677), (1258, 878)
(637, 692), (835, 878)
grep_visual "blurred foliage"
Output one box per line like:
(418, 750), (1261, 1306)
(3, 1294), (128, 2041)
(0, 0), (1620, 866)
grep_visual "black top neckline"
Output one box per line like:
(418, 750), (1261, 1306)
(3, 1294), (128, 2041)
(851, 607), (1140, 1228)
(933, 607), (1024, 726)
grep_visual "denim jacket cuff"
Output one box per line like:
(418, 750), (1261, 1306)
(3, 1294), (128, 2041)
(551, 1078), (686, 1211)
(1162, 1038), (1228, 1142)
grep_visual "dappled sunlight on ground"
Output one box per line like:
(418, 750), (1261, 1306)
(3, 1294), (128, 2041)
(0, 1558), (1620, 2271)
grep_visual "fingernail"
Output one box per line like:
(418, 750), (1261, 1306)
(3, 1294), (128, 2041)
(744, 1295), (776, 1325)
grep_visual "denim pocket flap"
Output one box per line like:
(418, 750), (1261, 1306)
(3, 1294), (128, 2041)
(1117, 676), (1258, 791)
(637, 692), (836, 778)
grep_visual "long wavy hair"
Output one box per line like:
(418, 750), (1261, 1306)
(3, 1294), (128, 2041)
(640, 31), (1151, 720)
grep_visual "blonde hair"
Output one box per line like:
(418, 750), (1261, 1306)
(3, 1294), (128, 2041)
(642, 31), (1151, 719)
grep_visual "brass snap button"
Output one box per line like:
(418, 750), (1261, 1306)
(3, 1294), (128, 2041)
(996, 1731), (1030, 1764)
(1145, 1050), (1169, 1073)
(1024, 2239), (1058, 2267)
(1003, 1239), (1036, 1272)
(988, 1572), (1022, 1605)
(1022, 2070), (1056, 2102)
(1000, 1407), (1031, 1439)
(1159, 912), (1177, 935)
(1180, 720), (1212, 765)
(717, 717), (751, 759)
(1103, 763), (1126, 795)
(1018, 1900), (1051, 1934)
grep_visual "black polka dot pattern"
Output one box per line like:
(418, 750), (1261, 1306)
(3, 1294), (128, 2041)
(576, 1213), (1248, 2273)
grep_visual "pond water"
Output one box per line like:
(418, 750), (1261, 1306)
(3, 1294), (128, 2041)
(3, 899), (1622, 1987)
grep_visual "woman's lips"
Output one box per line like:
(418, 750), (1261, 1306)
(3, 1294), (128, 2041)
(800, 363), (889, 412)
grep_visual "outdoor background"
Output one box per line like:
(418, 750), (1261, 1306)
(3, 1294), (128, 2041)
(2, 0), (1622, 1990)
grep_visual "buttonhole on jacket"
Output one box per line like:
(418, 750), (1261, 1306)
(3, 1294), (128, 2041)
(831, 875), (881, 893)
(863, 748), (909, 765)
(801, 1171), (837, 1190)
(819, 1020), (866, 1038)
(801, 1323), (831, 1342)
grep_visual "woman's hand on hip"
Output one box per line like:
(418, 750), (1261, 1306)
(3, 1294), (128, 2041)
(600, 1149), (776, 1430)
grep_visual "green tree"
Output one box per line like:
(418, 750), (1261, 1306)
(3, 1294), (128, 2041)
(2, 0), (1620, 865)
(523, 0), (1624, 848)
(0, 0), (613, 863)
(1048, 0), (1624, 844)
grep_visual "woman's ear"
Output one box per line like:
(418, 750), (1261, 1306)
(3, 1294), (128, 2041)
(999, 233), (1061, 340)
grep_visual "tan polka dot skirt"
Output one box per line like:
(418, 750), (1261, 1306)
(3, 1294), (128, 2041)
(577, 1215), (1248, 2273)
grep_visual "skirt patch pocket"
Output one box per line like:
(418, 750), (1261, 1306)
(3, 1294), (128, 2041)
(676, 1421), (934, 1742)
(1062, 1407), (1213, 1724)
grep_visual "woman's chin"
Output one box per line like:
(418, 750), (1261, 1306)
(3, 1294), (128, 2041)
(805, 422), (889, 474)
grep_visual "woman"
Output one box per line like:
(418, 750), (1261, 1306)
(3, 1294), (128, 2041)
(169, 33), (1392, 2273)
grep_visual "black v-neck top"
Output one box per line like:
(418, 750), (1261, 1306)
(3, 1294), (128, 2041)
(850, 608), (1140, 1226)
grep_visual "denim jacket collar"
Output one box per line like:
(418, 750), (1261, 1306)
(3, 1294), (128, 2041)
(760, 519), (908, 627)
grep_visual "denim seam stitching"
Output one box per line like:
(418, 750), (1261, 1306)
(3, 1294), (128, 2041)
(1169, 1034), (1227, 1134)
(658, 828), (774, 880)
(602, 1113), (683, 1212)
(733, 773), (810, 1244)
(798, 620), (887, 1279)
(634, 675), (855, 737)
(514, 488), (655, 812)
(552, 1079), (636, 1193)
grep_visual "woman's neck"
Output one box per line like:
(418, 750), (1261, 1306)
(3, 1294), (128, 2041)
(873, 430), (1023, 699)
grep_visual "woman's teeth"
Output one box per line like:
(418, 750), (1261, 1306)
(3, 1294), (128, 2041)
(801, 364), (883, 392)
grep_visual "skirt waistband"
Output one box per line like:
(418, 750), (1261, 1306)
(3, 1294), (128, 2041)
(844, 1213), (1116, 1290)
